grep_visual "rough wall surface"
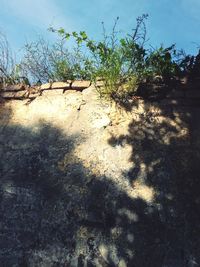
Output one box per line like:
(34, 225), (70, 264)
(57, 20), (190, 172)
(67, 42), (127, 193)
(0, 85), (200, 267)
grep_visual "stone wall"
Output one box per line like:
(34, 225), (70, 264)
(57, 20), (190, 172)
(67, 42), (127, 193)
(0, 80), (91, 101)
(0, 84), (200, 266)
(1, 79), (200, 102)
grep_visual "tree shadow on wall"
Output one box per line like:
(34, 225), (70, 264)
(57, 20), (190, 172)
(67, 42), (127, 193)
(108, 99), (200, 266)
(0, 101), (200, 267)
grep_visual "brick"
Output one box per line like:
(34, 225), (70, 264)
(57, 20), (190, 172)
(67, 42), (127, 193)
(27, 94), (39, 99)
(42, 89), (64, 96)
(71, 80), (91, 90)
(0, 90), (26, 99)
(51, 81), (71, 89)
(2, 84), (26, 91)
(40, 83), (51, 90)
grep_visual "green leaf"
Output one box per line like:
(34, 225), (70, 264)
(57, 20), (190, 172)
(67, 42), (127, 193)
(77, 37), (83, 45)
(80, 31), (88, 40)
(65, 33), (71, 39)
(120, 38), (126, 46)
(72, 31), (78, 38)
(58, 28), (65, 35)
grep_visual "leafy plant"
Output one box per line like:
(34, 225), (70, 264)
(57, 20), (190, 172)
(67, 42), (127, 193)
(51, 15), (151, 99)
(0, 32), (26, 85)
(145, 44), (180, 82)
(177, 50), (200, 79)
(1, 15), (196, 101)
(20, 37), (91, 83)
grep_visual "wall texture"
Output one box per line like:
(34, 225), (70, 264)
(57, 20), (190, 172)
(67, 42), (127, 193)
(0, 85), (200, 266)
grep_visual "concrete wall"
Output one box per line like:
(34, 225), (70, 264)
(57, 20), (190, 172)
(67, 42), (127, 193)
(0, 84), (200, 266)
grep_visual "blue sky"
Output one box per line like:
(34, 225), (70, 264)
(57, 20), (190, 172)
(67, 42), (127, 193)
(0, 0), (200, 57)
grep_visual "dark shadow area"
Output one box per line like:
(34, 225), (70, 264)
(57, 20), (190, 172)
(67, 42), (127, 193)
(0, 99), (200, 267)
(109, 98), (200, 266)
(0, 104), (141, 267)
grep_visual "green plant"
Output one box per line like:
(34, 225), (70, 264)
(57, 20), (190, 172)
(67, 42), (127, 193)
(0, 32), (25, 85)
(20, 37), (91, 83)
(145, 44), (180, 82)
(177, 50), (200, 79)
(51, 15), (150, 99)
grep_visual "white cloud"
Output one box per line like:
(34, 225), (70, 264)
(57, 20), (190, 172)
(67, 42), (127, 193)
(1, 0), (72, 29)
